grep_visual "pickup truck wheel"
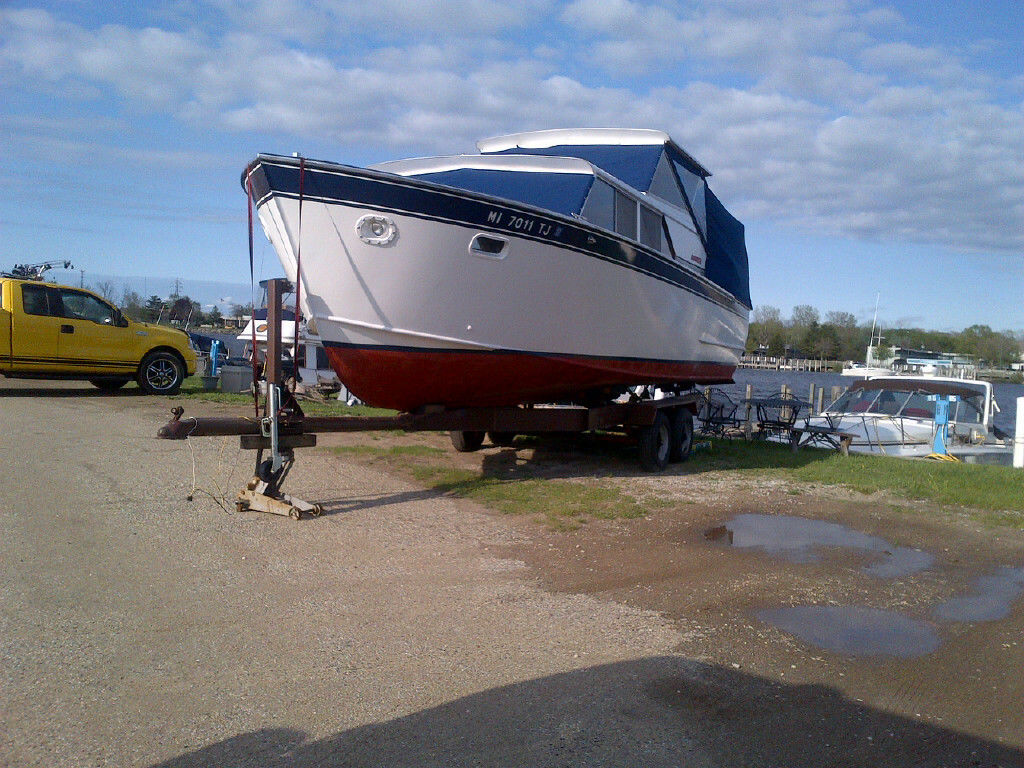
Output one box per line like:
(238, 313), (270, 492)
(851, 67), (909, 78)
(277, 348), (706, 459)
(138, 351), (184, 395)
(89, 378), (130, 392)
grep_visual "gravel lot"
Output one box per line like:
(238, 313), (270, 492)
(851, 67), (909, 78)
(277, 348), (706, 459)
(2, 379), (1023, 767)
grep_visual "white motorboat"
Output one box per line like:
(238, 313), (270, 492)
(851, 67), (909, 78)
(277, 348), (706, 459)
(243, 129), (751, 410)
(840, 362), (892, 378)
(808, 376), (1012, 463)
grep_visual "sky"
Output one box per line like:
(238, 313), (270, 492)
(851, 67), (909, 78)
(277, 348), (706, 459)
(1, 0), (1022, 333)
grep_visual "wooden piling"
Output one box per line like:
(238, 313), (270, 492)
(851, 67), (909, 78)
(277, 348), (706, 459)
(744, 383), (753, 439)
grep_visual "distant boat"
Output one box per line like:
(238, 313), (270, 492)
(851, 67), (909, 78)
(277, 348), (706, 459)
(807, 376), (1012, 464)
(236, 279), (341, 393)
(242, 129), (752, 410)
(840, 361), (893, 378)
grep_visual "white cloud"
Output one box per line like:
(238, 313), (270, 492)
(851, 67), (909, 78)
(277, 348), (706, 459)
(1, 1), (1022, 257)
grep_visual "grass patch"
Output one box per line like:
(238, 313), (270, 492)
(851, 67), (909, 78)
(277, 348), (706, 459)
(330, 442), (645, 529)
(789, 452), (1024, 513)
(407, 465), (644, 530)
(687, 437), (1024, 518)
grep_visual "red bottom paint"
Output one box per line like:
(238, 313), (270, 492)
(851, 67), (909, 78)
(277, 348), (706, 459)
(326, 346), (735, 411)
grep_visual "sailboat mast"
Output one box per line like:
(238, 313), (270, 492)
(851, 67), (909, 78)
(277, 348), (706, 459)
(867, 293), (880, 366)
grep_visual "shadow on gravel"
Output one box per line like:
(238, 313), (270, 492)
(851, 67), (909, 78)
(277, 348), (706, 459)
(313, 489), (450, 516)
(149, 656), (1023, 768)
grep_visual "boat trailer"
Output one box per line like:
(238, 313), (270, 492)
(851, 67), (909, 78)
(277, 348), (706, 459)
(158, 279), (701, 519)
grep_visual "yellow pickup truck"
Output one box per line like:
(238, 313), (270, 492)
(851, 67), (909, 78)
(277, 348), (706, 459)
(0, 276), (197, 394)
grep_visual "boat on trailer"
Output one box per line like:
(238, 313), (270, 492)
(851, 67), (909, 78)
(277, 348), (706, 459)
(243, 129), (751, 411)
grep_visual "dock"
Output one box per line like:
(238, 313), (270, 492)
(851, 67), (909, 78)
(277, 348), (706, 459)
(739, 355), (839, 372)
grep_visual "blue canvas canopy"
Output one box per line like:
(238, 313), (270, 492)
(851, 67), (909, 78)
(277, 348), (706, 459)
(704, 188), (751, 308)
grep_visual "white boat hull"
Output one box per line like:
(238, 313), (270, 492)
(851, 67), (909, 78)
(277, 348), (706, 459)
(246, 156), (749, 410)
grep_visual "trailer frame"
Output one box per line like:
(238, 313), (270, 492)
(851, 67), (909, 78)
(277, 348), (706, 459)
(157, 278), (703, 518)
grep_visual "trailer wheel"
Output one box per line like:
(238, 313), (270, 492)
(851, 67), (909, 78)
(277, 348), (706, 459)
(488, 431), (517, 447)
(638, 411), (671, 472)
(669, 408), (694, 463)
(450, 430), (485, 452)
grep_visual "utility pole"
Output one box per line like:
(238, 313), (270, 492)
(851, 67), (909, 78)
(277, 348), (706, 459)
(79, 269), (85, 288)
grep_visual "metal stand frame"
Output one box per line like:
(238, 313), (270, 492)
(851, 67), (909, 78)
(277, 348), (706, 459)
(234, 279), (322, 520)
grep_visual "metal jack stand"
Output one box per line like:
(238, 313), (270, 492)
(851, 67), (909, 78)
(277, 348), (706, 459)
(237, 471), (322, 519)
(236, 382), (323, 519)
(234, 278), (321, 520)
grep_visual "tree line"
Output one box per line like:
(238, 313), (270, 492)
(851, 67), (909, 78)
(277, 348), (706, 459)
(747, 304), (1023, 368)
(89, 280), (253, 328)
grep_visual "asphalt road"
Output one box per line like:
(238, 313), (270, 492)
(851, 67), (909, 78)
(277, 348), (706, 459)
(2, 379), (1023, 767)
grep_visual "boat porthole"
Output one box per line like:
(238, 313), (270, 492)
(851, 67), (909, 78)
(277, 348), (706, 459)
(356, 214), (398, 246)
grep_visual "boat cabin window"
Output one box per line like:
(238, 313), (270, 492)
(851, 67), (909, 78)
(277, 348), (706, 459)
(639, 205), (662, 251)
(648, 155), (687, 210)
(672, 159), (707, 238)
(614, 190), (637, 240)
(580, 178), (615, 232)
(315, 346), (329, 370)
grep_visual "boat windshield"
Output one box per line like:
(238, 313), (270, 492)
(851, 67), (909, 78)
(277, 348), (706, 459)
(828, 388), (883, 414)
(951, 395), (985, 425)
(827, 385), (986, 424)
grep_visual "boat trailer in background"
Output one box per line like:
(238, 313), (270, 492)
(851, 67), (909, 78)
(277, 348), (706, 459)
(158, 278), (701, 519)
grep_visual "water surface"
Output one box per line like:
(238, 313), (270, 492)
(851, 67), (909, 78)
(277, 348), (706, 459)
(933, 566), (1024, 622)
(705, 513), (934, 578)
(757, 605), (940, 657)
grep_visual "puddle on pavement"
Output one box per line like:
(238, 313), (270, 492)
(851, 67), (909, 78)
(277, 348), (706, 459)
(704, 513), (934, 578)
(756, 605), (941, 657)
(933, 566), (1024, 622)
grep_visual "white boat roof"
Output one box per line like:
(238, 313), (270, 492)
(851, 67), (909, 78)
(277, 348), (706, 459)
(477, 128), (672, 152)
(372, 154), (598, 177)
(859, 375), (991, 395)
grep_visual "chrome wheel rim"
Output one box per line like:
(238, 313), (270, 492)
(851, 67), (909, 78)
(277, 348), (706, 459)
(146, 359), (178, 391)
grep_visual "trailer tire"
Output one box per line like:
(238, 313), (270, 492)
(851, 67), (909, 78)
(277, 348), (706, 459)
(488, 431), (517, 447)
(450, 430), (485, 452)
(669, 408), (694, 463)
(638, 411), (671, 472)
